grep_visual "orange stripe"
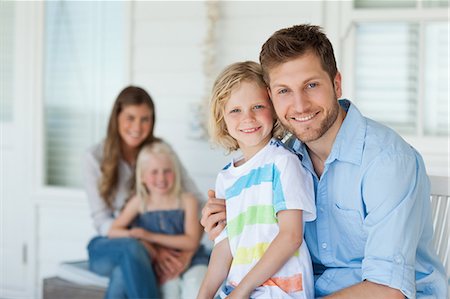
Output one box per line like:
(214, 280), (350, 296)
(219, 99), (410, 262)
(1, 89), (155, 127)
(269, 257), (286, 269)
(261, 273), (303, 293)
(228, 273), (303, 294)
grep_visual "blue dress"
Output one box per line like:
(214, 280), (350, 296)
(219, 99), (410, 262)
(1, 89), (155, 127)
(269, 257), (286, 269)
(133, 209), (210, 268)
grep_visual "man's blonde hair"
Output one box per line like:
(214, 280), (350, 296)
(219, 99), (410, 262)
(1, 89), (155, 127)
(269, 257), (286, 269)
(208, 61), (285, 152)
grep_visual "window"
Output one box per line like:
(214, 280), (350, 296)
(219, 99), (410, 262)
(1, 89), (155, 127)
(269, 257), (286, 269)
(0, 1), (14, 123)
(341, 0), (448, 137)
(44, 1), (126, 187)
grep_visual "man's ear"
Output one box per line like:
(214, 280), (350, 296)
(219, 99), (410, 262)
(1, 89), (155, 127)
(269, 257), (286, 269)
(334, 72), (342, 98)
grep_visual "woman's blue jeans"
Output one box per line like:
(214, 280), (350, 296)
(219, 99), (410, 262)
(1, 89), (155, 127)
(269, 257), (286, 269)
(87, 236), (159, 299)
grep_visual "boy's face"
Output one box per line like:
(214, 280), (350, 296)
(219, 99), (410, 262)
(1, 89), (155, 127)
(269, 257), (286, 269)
(267, 51), (342, 144)
(223, 81), (274, 157)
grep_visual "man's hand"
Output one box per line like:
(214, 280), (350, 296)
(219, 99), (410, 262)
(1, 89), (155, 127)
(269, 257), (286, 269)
(200, 189), (227, 241)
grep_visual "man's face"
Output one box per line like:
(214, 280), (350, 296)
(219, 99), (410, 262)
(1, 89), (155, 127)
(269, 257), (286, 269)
(267, 51), (342, 143)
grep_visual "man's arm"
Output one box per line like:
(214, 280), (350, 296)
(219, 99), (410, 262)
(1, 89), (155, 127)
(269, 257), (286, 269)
(323, 281), (404, 299)
(329, 151), (426, 298)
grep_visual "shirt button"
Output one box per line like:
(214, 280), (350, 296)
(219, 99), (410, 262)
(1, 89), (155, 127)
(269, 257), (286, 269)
(394, 255), (403, 264)
(321, 242), (328, 249)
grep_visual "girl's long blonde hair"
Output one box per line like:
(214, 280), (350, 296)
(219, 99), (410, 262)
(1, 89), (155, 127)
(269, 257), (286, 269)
(135, 142), (182, 212)
(99, 86), (160, 209)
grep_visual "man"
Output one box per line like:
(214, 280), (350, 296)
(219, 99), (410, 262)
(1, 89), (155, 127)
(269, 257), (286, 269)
(201, 24), (447, 298)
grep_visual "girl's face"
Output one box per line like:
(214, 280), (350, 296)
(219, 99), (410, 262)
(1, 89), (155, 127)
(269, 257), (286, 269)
(141, 153), (175, 196)
(223, 81), (274, 158)
(118, 103), (153, 149)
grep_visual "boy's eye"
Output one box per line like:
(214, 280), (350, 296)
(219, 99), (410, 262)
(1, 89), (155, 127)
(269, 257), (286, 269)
(253, 104), (265, 110)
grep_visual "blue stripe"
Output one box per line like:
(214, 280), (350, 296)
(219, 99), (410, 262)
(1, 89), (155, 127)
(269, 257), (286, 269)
(222, 162), (232, 170)
(272, 166), (286, 211)
(225, 164), (286, 210)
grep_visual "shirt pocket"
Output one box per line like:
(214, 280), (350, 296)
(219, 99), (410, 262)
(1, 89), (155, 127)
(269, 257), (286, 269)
(332, 204), (367, 255)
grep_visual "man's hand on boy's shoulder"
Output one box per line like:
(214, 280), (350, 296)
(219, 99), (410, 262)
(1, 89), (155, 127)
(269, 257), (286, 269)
(200, 189), (227, 240)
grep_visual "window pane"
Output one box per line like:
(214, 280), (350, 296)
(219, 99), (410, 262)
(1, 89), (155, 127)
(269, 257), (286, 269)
(354, 0), (416, 9)
(423, 0), (449, 8)
(44, 1), (125, 187)
(424, 22), (449, 136)
(355, 22), (419, 134)
(0, 1), (14, 122)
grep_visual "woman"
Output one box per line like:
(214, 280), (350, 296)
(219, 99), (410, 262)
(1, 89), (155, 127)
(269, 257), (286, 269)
(84, 86), (202, 299)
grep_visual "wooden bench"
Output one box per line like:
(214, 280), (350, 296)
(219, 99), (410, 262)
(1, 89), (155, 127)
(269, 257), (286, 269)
(43, 276), (105, 299)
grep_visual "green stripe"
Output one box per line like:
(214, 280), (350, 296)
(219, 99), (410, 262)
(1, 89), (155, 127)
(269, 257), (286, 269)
(227, 205), (277, 239)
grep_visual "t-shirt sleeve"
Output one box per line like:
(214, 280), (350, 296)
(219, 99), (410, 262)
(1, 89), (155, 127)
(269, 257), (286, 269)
(272, 152), (316, 222)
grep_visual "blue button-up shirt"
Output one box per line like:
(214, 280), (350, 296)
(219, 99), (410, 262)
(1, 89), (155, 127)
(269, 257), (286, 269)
(288, 99), (447, 298)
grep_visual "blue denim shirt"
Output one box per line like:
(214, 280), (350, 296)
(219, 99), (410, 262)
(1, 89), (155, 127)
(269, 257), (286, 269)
(288, 99), (447, 298)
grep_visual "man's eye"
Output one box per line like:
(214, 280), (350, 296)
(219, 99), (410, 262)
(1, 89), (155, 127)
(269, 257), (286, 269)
(278, 88), (288, 94)
(307, 82), (317, 89)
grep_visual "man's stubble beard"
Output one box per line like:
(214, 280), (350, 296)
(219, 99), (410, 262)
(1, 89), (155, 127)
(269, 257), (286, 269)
(284, 98), (340, 143)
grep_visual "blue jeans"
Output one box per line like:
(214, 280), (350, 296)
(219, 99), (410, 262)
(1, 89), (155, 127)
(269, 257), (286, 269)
(88, 236), (159, 299)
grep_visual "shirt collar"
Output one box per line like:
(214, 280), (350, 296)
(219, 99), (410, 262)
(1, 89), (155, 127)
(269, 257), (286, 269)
(290, 99), (366, 166)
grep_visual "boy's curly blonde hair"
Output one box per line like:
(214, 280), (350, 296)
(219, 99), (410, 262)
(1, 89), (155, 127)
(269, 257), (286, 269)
(208, 61), (285, 153)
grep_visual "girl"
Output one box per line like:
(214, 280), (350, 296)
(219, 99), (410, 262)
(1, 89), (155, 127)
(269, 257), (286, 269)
(84, 86), (202, 299)
(197, 61), (316, 299)
(108, 142), (209, 299)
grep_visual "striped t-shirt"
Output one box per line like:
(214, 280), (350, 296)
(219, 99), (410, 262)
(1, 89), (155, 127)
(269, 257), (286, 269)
(215, 138), (316, 299)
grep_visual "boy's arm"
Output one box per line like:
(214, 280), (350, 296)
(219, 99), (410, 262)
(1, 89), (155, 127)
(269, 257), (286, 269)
(229, 209), (303, 299)
(197, 238), (232, 299)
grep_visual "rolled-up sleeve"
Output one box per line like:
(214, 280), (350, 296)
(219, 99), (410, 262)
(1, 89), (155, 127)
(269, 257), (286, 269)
(361, 150), (430, 299)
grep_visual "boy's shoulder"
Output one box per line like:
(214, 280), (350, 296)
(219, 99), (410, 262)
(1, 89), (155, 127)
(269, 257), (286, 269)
(266, 138), (298, 160)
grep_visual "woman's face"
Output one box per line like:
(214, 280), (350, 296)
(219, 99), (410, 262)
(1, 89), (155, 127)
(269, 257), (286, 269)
(118, 103), (153, 149)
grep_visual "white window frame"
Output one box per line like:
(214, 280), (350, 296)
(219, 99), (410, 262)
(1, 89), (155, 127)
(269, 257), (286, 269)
(31, 2), (133, 201)
(334, 1), (449, 177)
